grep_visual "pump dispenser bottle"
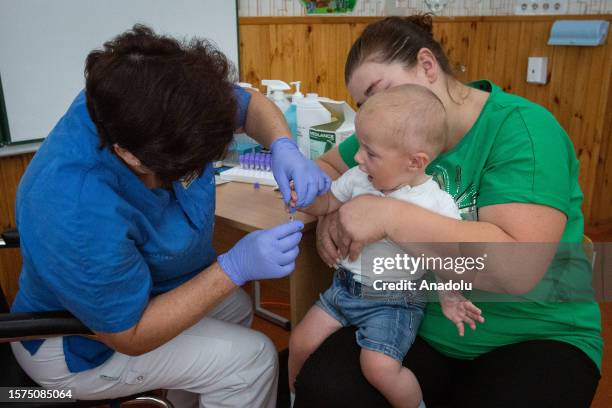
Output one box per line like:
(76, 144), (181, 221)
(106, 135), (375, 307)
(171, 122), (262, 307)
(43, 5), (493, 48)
(261, 80), (290, 113)
(285, 81), (304, 141)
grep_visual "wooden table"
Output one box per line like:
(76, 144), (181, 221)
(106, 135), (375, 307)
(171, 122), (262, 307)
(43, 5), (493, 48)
(213, 181), (332, 326)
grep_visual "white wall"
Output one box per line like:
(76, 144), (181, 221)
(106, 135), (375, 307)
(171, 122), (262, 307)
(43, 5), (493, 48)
(0, 0), (238, 143)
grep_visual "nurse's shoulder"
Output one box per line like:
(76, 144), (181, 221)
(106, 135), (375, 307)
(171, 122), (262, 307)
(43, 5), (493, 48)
(17, 91), (124, 226)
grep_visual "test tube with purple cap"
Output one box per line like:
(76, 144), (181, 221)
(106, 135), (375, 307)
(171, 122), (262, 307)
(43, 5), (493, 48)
(265, 153), (271, 171)
(247, 152), (254, 169)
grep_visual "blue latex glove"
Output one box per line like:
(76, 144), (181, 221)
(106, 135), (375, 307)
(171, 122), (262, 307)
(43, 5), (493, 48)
(270, 137), (332, 208)
(217, 220), (304, 286)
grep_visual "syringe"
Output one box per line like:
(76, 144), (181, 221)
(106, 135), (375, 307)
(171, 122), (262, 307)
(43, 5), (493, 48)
(287, 180), (296, 221)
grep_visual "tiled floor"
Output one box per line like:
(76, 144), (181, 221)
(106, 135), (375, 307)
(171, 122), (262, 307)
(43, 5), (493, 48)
(253, 314), (290, 351)
(246, 281), (291, 351)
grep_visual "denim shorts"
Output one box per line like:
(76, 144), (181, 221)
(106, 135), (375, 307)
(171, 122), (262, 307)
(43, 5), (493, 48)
(315, 268), (426, 361)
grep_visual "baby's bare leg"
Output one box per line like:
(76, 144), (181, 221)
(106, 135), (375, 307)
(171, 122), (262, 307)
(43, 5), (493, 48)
(288, 305), (343, 391)
(360, 349), (422, 408)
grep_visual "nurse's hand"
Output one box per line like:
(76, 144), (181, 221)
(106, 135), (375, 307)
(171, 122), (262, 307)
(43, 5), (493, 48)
(217, 220), (304, 286)
(270, 137), (331, 208)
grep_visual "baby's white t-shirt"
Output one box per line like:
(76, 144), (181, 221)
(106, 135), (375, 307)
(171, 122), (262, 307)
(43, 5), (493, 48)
(331, 166), (460, 285)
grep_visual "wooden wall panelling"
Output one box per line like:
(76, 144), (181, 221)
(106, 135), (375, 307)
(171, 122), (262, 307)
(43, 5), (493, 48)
(311, 23), (332, 99)
(239, 16), (611, 226)
(526, 22), (553, 107)
(550, 45), (579, 189)
(331, 23), (356, 99)
(239, 24), (272, 87)
(465, 20), (485, 81)
(510, 21), (531, 100)
(434, 21), (474, 83)
(532, 24), (589, 207)
(240, 20), (369, 103)
(269, 24), (299, 86)
(334, 22), (360, 101)
(0, 160), (13, 228)
(0, 246), (21, 305)
(1, 154), (29, 227)
(573, 45), (598, 222)
(507, 21), (530, 98)
(478, 22), (500, 84)
(589, 42), (612, 226)
(500, 22), (522, 94)
(0, 153), (32, 303)
(464, 21), (482, 83)
(344, 22), (370, 105)
(312, 23), (347, 101)
(493, 21), (512, 91)
(280, 24), (317, 97)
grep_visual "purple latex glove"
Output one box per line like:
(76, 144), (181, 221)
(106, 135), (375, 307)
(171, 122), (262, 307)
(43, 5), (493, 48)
(270, 137), (331, 208)
(217, 220), (304, 286)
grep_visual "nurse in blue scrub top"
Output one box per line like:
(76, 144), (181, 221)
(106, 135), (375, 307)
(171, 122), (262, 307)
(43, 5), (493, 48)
(10, 25), (330, 408)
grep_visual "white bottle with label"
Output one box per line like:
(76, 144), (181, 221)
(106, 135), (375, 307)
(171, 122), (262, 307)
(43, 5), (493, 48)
(296, 93), (331, 158)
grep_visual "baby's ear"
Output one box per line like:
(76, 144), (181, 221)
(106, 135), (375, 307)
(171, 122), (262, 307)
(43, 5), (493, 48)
(407, 152), (431, 170)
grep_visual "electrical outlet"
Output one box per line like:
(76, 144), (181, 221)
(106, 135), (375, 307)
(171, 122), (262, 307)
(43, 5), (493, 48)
(425, 0), (449, 14)
(514, 0), (568, 15)
(527, 57), (548, 84)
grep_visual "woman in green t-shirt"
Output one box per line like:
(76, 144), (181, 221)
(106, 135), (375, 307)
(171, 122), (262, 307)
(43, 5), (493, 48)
(293, 15), (602, 408)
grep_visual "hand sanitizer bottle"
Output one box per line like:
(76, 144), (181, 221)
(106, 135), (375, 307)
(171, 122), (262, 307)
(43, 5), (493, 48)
(285, 81), (304, 142)
(261, 80), (291, 113)
(296, 93), (331, 159)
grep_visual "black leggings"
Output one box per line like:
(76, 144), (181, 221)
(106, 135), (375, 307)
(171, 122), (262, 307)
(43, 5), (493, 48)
(292, 327), (600, 408)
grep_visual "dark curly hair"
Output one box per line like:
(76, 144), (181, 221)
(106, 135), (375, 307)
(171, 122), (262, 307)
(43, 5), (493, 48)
(85, 24), (237, 184)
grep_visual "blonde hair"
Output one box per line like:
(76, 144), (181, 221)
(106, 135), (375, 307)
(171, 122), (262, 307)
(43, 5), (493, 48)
(357, 84), (448, 159)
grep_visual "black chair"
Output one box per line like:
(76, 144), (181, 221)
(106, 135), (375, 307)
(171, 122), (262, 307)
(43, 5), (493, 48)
(0, 228), (173, 408)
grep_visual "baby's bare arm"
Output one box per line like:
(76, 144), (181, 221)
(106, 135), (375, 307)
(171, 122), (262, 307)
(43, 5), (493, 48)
(292, 191), (343, 215)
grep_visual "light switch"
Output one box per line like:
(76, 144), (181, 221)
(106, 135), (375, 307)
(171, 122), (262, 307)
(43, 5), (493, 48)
(527, 57), (548, 84)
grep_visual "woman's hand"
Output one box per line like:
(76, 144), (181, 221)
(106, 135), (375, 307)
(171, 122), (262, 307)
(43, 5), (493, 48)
(316, 212), (343, 267)
(270, 137), (331, 208)
(218, 220), (304, 286)
(337, 195), (388, 261)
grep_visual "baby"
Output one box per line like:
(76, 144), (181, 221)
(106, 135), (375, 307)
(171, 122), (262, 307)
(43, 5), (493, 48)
(288, 84), (484, 408)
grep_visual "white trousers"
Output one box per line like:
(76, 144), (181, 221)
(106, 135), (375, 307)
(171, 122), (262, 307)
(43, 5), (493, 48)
(12, 288), (278, 408)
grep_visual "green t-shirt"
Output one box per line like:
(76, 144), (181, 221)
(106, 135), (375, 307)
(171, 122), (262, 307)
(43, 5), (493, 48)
(337, 80), (602, 370)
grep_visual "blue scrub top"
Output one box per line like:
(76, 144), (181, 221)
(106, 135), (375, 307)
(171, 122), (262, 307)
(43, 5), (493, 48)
(11, 87), (251, 372)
